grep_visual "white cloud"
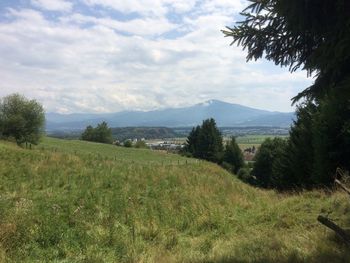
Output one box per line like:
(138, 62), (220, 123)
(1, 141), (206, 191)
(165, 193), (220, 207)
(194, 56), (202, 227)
(83, 0), (167, 16)
(0, 1), (313, 114)
(31, 0), (73, 12)
(62, 13), (178, 36)
(166, 0), (197, 13)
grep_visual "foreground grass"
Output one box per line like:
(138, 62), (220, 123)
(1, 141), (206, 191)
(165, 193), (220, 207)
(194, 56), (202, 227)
(0, 138), (349, 262)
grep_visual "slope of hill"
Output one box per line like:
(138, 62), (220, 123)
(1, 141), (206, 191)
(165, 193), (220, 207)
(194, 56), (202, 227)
(46, 100), (295, 130)
(0, 138), (349, 262)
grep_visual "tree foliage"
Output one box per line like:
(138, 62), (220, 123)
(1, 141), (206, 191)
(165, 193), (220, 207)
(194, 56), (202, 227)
(196, 119), (224, 163)
(224, 0), (350, 189)
(81, 121), (113, 144)
(223, 0), (350, 102)
(252, 137), (287, 188)
(185, 118), (224, 163)
(311, 90), (350, 185)
(253, 97), (350, 189)
(0, 94), (45, 145)
(186, 125), (200, 155)
(276, 102), (317, 189)
(223, 137), (244, 174)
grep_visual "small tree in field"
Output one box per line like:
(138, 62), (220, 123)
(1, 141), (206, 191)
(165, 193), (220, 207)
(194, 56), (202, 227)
(0, 94), (45, 146)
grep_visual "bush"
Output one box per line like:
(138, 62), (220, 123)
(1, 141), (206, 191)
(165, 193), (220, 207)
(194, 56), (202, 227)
(221, 161), (235, 173)
(237, 167), (253, 183)
(123, 140), (132, 147)
(134, 140), (148, 149)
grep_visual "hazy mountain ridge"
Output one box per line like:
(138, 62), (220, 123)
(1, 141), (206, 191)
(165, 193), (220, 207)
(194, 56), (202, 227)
(46, 100), (294, 130)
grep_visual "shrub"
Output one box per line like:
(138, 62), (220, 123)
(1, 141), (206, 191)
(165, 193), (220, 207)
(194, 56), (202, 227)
(237, 167), (253, 184)
(123, 140), (132, 148)
(134, 140), (148, 149)
(221, 161), (235, 173)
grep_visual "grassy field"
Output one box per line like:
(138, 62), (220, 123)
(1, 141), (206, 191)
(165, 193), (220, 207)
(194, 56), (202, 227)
(235, 135), (288, 150)
(0, 137), (350, 262)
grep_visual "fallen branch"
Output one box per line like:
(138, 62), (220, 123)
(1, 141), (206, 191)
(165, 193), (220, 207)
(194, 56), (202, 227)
(335, 179), (350, 197)
(317, 215), (350, 245)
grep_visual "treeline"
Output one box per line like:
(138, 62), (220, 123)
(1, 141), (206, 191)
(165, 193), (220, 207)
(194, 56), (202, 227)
(251, 98), (350, 190)
(81, 122), (150, 149)
(184, 118), (244, 174)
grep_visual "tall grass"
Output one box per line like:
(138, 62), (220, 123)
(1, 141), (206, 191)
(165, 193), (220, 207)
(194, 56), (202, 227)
(0, 138), (349, 262)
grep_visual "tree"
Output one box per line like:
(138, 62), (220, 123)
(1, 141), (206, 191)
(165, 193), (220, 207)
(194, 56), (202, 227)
(275, 102), (317, 189)
(196, 118), (224, 163)
(311, 90), (350, 185)
(95, 121), (113, 144)
(0, 94), (45, 146)
(252, 138), (287, 188)
(186, 125), (200, 156)
(222, 0), (350, 102)
(81, 125), (95, 141)
(223, 0), (350, 188)
(223, 137), (244, 174)
(81, 121), (113, 144)
(185, 118), (224, 163)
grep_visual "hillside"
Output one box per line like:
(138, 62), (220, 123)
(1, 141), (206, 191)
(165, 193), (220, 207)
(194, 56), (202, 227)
(0, 138), (349, 262)
(46, 100), (294, 130)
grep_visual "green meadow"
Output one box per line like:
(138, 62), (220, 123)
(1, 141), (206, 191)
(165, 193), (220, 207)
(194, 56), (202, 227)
(0, 137), (349, 262)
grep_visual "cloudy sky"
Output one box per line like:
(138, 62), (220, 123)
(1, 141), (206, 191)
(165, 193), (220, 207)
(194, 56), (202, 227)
(0, 0), (313, 113)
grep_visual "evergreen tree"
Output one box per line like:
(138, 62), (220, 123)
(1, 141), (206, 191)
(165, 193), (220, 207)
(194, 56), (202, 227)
(252, 138), (287, 188)
(223, 0), (350, 102)
(276, 102), (317, 189)
(186, 125), (200, 156)
(312, 90), (350, 185)
(185, 118), (224, 163)
(223, 137), (244, 174)
(223, 0), (350, 188)
(196, 118), (223, 163)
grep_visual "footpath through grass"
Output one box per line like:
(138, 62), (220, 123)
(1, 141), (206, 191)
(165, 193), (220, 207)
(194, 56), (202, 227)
(0, 137), (349, 262)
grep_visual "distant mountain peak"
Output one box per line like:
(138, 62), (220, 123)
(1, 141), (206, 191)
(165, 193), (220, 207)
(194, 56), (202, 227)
(46, 99), (295, 130)
(199, 99), (225, 107)
(200, 100), (214, 107)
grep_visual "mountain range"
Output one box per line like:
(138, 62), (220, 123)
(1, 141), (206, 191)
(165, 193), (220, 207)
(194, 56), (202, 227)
(46, 100), (295, 131)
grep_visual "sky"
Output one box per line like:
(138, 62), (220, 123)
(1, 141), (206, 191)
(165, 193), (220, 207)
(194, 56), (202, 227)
(0, 0), (313, 113)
